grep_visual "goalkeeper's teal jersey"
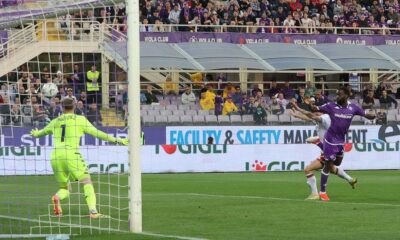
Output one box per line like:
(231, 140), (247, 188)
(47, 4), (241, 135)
(36, 113), (116, 150)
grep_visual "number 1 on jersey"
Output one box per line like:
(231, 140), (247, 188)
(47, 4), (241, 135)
(61, 124), (66, 142)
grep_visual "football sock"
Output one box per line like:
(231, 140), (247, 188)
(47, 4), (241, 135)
(335, 167), (352, 182)
(306, 173), (318, 195)
(83, 184), (97, 212)
(56, 189), (70, 201)
(320, 170), (329, 193)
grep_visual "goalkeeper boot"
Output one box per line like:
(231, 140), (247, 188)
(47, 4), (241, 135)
(89, 210), (109, 219)
(51, 195), (62, 216)
(306, 193), (320, 200)
(349, 178), (358, 189)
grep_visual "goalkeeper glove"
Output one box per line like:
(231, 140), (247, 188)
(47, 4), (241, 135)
(30, 128), (40, 137)
(116, 138), (129, 146)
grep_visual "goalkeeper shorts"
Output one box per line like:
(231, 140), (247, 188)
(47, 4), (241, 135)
(51, 149), (90, 187)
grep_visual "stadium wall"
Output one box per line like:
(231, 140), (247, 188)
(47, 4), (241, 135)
(0, 142), (398, 175)
(0, 124), (399, 174)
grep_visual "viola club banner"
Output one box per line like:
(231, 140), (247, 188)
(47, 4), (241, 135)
(138, 32), (400, 45)
(0, 143), (399, 175)
(166, 124), (400, 145)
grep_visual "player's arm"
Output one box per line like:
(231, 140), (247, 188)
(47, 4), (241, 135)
(30, 120), (54, 138)
(354, 104), (375, 120)
(292, 104), (322, 122)
(288, 110), (313, 122)
(82, 118), (128, 145)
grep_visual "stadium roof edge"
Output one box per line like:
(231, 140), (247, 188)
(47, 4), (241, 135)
(102, 41), (400, 73)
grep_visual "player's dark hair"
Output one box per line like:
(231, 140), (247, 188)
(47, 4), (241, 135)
(339, 86), (350, 96)
(62, 98), (75, 110)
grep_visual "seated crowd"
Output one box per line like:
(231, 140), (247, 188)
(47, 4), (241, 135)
(139, 0), (400, 34)
(141, 79), (400, 125)
(0, 64), (103, 127)
(51, 0), (400, 35)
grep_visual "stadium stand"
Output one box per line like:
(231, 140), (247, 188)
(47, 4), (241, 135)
(0, 1), (399, 128)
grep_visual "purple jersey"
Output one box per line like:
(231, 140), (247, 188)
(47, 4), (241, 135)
(317, 102), (365, 145)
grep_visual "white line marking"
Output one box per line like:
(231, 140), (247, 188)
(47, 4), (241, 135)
(0, 214), (207, 240)
(145, 192), (400, 208)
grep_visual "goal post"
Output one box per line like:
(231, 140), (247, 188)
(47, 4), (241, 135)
(126, 0), (142, 234)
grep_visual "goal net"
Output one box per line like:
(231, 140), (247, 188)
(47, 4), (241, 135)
(0, 0), (134, 237)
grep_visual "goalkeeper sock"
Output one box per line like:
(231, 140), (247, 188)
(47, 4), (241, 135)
(56, 189), (70, 201)
(83, 184), (97, 212)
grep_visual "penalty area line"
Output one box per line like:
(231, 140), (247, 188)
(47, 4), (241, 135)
(0, 215), (207, 240)
(146, 192), (400, 208)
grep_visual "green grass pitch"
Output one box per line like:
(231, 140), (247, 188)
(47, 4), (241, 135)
(0, 171), (399, 240)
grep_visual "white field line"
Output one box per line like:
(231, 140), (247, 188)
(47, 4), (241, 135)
(145, 192), (400, 208)
(0, 214), (207, 240)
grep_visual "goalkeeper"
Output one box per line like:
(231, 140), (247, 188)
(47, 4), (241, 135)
(31, 98), (128, 218)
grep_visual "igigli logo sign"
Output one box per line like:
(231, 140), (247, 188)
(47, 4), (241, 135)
(155, 144), (228, 154)
(245, 160), (305, 171)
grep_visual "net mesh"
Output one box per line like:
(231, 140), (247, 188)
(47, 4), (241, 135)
(0, 0), (129, 236)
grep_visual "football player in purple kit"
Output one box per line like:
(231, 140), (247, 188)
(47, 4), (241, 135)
(315, 87), (376, 201)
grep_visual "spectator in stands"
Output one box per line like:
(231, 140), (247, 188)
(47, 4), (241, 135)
(215, 90), (224, 116)
(375, 81), (385, 99)
(200, 92), (214, 111)
(42, 76), (58, 99)
(140, 18), (153, 32)
(181, 86), (196, 105)
(16, 86), (28, 105)
(269, 95), (284, 115)
(314, 90), (327, 106)
(376, 109), (388, 125)
(346, 85), (356, 99)
(87, 103), (102, 126)
(163, 75), (178, 95)
(11, 104), (21, 126)
(206, 84), (216, 101)
(75, 100), (85, 115)
(222, 83), (233, 99)
(231, 86), (243, 108)
(362, 84), (373, 98)
(222, 96), (238, 116)
(63, 88), (77, 103)
(79, 91), (88, 105)
(144, 85), (158, 104)
(56, 86), (67, 100)
(18, 73), (30, 91)
(304, 81), (317, 97)
(28, 73), (36, 85)
(282, 81), (296, 100)
(53, 71), (63, 86)
(47, 98), (61, 120)
(21, 98), (32, 117)
(362, 90), (375, 109)
(86, 65), (100, 104)
(255, 89), (268, 108)
(253, 101), (267, 125)
(286, 97), (297, 110)
(276, 93), (288, 108)
(169, 4), (181, 29)
(268, 80), (280, 98)
(379, 90), (398, 109)
(243, 96), (257, 114)
(299, 96), (313, 111)
(72, 64), (85, 92)
(0, 97), (10, 125)
(33, 79), (41, 94)
(295, 88), (306, 104)
(32, 104), (50, 127)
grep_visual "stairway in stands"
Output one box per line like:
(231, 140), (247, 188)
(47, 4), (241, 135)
(100, 109), (125, 127)
(36, 20), (67, 41)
